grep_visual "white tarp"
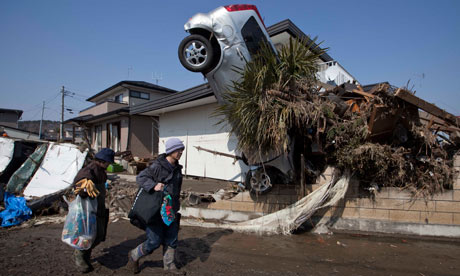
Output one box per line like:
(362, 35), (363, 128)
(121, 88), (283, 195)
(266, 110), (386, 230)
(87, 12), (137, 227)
(0, 137), (15, 174)
(23, 143), (87, 199)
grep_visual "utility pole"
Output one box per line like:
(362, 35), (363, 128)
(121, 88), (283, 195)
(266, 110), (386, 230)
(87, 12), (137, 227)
(60, 86), (65, 142)
(39, 101), (45, 140)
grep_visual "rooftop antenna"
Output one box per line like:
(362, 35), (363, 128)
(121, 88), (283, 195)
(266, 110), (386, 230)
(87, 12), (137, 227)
(127, 66), (133, 79)
(152, 71), (163, 85)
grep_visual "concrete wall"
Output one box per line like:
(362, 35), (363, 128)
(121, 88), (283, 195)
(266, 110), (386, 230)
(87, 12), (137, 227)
(130, 115), (158, 158)
(319, 155), (460, 237)
(186, 155), (460, 237)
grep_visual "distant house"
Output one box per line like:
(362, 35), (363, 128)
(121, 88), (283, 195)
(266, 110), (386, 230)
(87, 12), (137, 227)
(66, 81), (177, 158)
(268, 19), (356, 86)
(0, 108), (23, 128)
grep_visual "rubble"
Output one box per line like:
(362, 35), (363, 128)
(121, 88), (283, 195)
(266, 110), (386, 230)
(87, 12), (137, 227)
(216, 38), (459, 199)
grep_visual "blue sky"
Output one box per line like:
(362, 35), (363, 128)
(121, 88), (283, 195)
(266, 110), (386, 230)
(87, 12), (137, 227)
(1, 0), (459, 121)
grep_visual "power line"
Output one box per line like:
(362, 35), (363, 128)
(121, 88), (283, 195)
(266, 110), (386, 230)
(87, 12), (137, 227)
(65, 89), (92, 98)
(66, 95), (89, 104)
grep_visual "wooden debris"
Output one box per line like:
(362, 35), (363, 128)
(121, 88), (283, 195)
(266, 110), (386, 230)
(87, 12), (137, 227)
(395, 89), (459, 127)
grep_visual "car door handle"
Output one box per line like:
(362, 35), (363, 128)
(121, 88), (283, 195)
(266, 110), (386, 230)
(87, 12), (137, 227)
(236, 47), (244, 60)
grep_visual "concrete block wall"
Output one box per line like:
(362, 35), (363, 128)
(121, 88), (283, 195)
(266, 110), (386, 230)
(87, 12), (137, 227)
(206, 184), (299, 215)
(183, 155), (460, 237)
(320, 154), (460, 237)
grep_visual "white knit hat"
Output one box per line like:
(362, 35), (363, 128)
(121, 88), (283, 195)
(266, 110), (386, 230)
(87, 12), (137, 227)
(165, 138), (185, 155)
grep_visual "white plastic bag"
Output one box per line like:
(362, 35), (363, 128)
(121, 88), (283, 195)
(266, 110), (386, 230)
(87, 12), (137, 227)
(61, 195), (98, 250)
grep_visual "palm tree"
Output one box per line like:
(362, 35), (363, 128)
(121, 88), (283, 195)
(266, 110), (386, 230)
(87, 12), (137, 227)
(216, 37), (327, 163)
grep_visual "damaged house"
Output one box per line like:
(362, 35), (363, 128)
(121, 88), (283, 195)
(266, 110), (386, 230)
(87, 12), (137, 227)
(130, 19), (357, 184)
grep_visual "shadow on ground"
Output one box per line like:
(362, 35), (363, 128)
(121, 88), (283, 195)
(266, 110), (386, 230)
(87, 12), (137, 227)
(95, 229), (233, 271)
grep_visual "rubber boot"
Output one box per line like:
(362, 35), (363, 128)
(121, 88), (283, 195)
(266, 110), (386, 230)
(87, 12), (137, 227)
(163, 246), (184, 275)
(128, 244), (144, 274)
(74, 249), (93, 273)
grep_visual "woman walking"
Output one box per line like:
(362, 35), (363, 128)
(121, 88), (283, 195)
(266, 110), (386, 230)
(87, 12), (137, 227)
(128, 138), (185, 274)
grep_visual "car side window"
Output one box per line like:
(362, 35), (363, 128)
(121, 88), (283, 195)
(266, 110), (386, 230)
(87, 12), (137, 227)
(241, 16), (269, 57)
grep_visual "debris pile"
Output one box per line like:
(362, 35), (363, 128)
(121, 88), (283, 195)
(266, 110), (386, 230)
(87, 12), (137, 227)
(216, 38), (459, 199)
(104, 178), (138, 221)
(321, 83), (458, 198)
(115, 151), (155, 175)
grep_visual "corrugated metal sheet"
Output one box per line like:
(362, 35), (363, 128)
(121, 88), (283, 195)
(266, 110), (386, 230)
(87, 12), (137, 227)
(23, 143), (87, 199)
(0, 137), (15, 174)
(6, 144), (48, 194)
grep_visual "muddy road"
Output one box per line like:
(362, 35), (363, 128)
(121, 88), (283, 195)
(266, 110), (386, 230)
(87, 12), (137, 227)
(1, 218), (459, 276)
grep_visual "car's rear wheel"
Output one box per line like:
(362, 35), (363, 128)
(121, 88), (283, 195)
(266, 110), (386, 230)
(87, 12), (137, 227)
(245, 167), (273, 195)
(178, 34), (214, 73)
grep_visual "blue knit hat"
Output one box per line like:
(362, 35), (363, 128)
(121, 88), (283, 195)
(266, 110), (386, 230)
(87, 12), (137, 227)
(165, 138), (185, 155)
(95, 148), (115, 163)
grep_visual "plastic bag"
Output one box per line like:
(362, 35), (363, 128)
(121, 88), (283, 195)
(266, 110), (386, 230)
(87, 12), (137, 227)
(160, 193), (175, 226)
(61, 195), (98, 250)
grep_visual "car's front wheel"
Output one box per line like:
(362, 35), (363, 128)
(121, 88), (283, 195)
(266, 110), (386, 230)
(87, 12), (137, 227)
(178, 34), (214, 73)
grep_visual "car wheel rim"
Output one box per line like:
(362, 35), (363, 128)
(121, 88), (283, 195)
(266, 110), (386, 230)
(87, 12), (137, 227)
(184, 41), (208, 67)
(250, 171), (272, 193)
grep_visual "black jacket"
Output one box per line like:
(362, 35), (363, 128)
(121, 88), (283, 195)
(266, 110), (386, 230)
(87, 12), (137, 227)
(73, 161), (107, 218)
(136, 154), (183, 213)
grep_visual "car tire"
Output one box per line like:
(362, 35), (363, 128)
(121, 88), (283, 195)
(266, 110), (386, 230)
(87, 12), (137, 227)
(245, 167), (275, 195)
(178, 34), (215, 73)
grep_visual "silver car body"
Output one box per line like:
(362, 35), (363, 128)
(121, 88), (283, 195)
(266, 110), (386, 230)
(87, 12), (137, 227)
(183, 5), (277, 103)
(181, 5), (292, 192)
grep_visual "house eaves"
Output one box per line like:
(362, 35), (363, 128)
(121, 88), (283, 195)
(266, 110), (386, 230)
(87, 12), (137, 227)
(0, 108), (23, 118)
(267, 19), (333, 62)
(86, 81), (178, 102)
(130, 83), (214, 115)
(65, 107), (130, 125)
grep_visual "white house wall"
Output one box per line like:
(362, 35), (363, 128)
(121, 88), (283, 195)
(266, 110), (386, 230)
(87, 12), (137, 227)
(159, 102), (248, 182)
(317, 62), (356, 85)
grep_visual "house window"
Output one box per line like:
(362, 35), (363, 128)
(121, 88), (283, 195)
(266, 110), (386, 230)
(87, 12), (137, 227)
(107, 122), (121, 152)
(94, 125), (102, 151)
(130, 91), (150, 100)
(114, 94), (123, 103)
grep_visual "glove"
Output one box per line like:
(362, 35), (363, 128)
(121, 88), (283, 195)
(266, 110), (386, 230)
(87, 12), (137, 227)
(74, 178), (99, 198)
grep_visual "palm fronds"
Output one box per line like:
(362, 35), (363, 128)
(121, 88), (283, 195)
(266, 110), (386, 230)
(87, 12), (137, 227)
(216, 37), (326, 161)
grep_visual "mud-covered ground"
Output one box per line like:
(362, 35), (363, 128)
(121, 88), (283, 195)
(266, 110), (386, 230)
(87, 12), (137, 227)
(1, 218), (459, 276)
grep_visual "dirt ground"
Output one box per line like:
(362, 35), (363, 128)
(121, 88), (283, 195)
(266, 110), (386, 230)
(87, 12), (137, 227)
(1, 218), (459, 276)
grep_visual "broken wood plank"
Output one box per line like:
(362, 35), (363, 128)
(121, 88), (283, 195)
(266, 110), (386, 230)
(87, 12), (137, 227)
(419, 111), (447, 125)
(26, 187), (71, 213)
(351, 89), (376, 99)
(194, 146), (245, 164)
(429, 125), (460, 133)
(316, 81), (336, 91)
(395, 89), (459, 127)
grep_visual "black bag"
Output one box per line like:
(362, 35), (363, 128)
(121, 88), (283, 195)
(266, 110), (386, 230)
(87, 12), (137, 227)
(128, 188), (163, 230)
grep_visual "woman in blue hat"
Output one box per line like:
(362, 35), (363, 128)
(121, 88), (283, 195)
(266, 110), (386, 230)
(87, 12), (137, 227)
(72, 148), (114, 273)
(128, 138), (185, 274)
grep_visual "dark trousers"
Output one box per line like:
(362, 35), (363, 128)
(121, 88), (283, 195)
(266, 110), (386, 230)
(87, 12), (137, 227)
(141, 218), (179, 254)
